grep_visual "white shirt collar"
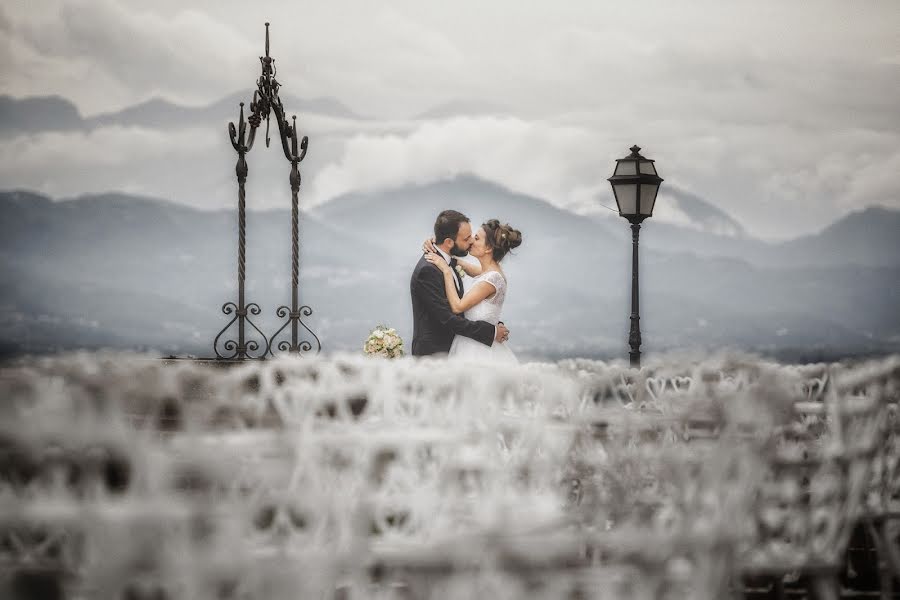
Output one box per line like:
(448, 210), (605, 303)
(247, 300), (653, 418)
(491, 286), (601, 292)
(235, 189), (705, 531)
(434, 245), (452, 264)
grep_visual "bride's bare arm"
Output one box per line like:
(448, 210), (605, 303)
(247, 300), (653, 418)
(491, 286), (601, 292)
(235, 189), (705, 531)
(445, 278), (496, 314)
(424, 254), (496, 314)
(456, 259), (482, 277)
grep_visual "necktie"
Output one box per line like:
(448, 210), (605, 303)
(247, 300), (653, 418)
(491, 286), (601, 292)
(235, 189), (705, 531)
(448, 258), (462, 296)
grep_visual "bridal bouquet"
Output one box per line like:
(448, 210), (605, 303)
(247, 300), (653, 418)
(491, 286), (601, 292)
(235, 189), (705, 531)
(364, 325), (405, 359)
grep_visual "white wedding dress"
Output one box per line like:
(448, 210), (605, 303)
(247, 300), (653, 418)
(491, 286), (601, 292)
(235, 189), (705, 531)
(448, 270), (518, 365)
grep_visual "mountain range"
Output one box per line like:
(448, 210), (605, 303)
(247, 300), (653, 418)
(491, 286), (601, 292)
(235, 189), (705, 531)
(0, 92), (366, 137)
(2, 176), (898, 361)
(0, 93), (527, 136)
(0, 92), (524, 138)
(635, 200), (900, 270)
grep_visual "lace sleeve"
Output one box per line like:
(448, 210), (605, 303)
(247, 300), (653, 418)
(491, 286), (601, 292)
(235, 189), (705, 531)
(481, 271), (507, 302)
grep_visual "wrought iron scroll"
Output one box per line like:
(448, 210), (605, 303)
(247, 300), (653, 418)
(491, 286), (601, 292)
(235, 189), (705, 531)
(213, 22), (320, 359)
(266, 114), (321, 357)
(214, 101), (268, 359)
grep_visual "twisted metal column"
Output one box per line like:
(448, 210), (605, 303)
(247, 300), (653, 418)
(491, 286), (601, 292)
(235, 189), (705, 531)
(266, 114), (321, 356)
(213, 22), (318, 359)
(214, 102), (268, 359)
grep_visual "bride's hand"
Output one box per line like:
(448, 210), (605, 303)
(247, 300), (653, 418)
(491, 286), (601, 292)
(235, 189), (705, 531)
(424, 253), (452, 274)
(422, 237), (437, 254)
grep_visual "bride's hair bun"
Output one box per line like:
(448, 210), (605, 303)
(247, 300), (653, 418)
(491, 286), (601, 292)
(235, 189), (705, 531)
(483, 219), (523, 262)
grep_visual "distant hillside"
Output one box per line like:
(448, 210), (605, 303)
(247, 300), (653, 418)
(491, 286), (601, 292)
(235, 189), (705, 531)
(771, 206), (900, 268)
(88, 91), (366, 129)
(312, 175), (621, 268)
(0, 95), (85, 135)
(632, 201), (900, 270)
(2, 182), (898, 359)
(0, 91), (366, 137)
(661, 187), (746, 237)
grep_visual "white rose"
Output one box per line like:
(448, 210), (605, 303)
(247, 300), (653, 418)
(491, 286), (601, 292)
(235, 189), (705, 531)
(374, 330), (385, 339)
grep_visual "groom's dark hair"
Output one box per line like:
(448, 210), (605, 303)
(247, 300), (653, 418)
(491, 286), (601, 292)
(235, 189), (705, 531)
(434, 210), (469, 244)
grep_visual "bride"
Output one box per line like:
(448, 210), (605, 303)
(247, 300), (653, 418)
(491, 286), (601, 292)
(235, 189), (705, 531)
(424, 219), (522, 364)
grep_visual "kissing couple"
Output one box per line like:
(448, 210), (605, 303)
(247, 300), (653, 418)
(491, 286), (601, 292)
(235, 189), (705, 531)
(409, 209), (522, 364)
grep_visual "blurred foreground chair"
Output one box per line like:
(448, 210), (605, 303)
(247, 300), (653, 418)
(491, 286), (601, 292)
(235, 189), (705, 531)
(739, 383), (883, 600)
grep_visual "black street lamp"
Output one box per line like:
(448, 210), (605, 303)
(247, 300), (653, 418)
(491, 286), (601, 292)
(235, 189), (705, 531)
(607, 145), (663, 368)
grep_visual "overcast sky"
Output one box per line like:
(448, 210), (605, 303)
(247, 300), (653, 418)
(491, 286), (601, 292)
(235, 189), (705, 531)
(2, 0), (899, 239)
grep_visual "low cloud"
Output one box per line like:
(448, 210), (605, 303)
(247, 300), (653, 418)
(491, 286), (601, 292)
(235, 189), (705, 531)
(7, 0), (255, 111)
(306, 116), (618, 214)
(0, 126), (220, 202)
(303, 114), (900, 237)
(2, 1), (899, 238)
(3, 110), (899, 239)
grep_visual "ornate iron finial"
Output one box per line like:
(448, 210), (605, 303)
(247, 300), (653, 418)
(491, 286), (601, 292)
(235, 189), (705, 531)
(630, 145), (642, 157)
(215, 23), (320, 360)
(228, 102), (255, 152)
(257, 23), (277, 147)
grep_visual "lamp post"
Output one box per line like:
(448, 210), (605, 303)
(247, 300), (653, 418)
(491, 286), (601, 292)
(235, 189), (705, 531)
(607, 145), (663, 368)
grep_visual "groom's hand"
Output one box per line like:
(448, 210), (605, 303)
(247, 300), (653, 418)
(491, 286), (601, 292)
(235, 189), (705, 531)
(495, 322), (509, 343)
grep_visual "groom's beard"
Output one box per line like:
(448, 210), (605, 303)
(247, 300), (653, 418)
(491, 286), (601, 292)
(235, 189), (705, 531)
(449, 244), (469, 257)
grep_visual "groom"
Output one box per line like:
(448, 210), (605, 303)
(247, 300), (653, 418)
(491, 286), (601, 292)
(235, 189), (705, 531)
(410, 210), (510, 356)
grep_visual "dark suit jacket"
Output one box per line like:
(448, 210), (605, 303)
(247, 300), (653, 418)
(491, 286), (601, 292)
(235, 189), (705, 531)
(409, 255), (495, 356)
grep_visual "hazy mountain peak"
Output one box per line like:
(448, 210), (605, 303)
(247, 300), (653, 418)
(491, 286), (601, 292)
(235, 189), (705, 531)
(56, 191), (195, 214)
(86, 96), (186, 127)
(213, 90), (367, 121)
(827, 205), (900, 228)
(792, 204), (900, 244)
(770, 203), (900, 268)
(1, 91), (367, 137)
(657, 187), (746, 238)
(318, 172), (582, 223)
(0, 95), (85, 133)
(0, 189), (53, 208)
(414, 173), (523, 196)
